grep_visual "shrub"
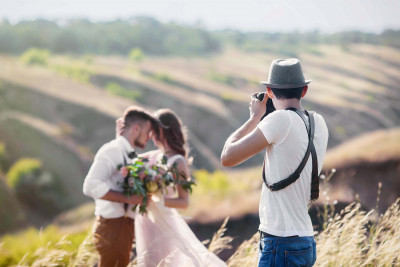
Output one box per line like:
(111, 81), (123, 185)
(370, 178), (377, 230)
(208, 71), (234, 86)
(20, 48), (50, 66)
(6, 158), (42, 188)
(105, 82), (141, 100)
(129, 48), (144, 62)
(151, 72), (175, 84)
(52, 64), (92, 83)
(6, 158), (65, 217)
(193, 169), (230, 197)
(0, 142), (4, 158)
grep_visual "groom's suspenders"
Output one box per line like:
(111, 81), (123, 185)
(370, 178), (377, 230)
(262, 108), (319, 201)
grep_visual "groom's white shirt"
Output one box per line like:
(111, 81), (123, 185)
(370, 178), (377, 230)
(83, 136), (136, 219)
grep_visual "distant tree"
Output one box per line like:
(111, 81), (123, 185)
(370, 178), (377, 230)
(53, 30), (82, 53)
(381, 29), (400, 48)
(1, 18), (399, 56)
(0, 17), (222, 56)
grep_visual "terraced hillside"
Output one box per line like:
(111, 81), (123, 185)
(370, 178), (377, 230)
(2, 45), (400, 166)
(0, 44), (399, 229)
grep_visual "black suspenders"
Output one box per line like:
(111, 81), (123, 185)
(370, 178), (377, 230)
(262, 109), (319, 200)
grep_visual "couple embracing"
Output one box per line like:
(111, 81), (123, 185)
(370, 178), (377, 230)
(84, 58), (329, 267)
(83, 107), (226, 267)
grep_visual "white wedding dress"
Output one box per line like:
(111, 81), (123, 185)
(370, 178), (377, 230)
(135, 154), (227, 267)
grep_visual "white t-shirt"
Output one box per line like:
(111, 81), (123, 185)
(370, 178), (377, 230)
(257, 109), (329, 237)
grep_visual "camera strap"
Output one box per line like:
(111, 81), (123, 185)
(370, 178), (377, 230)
(262, 108), (319, 200)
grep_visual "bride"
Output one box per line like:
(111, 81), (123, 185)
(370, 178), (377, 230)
(119, 108), (226, 267)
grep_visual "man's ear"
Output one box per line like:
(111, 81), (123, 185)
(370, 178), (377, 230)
(301, 86), (308, 98)
(131, 124), (140, 136)
(266, 87), (274, 98)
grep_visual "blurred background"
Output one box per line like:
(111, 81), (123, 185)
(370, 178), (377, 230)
(0, 0), (399, 265)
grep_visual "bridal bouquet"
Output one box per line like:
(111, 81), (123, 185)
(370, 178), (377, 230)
(118, 156), (195, 214)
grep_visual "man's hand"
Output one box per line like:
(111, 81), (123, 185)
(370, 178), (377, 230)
(100, 190), (147, 205)
(125, 194), (146, 205)
(221, 92), (270, 167)
(115, 117), (125, 137)
(249, 92), (268, 120)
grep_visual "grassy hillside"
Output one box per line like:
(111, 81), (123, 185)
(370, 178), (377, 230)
(324, 128), (400, 168)
(0, 43), (399, 234)
(2, 45), (399, 154)
(322, 128), (400, 213)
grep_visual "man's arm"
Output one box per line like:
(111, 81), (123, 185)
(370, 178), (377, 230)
(221, 93), (270, 167)
(83, 147), (145, 205)
(101, 190), (144, 205)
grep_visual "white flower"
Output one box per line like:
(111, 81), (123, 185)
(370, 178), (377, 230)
(320, 174), (326, 179)
(148, 169), (157, 178)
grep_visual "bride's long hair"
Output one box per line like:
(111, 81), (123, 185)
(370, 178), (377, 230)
(154, 109), (190, 160)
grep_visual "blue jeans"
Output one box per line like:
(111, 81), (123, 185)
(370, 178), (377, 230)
(258, 234), (316, 267)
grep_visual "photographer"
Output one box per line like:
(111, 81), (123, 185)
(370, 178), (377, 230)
(221, 58), (328, 267)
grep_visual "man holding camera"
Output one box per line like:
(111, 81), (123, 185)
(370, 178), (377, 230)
(221, 58), (328, 266)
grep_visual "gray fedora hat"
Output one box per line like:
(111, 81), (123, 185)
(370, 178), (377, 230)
(260, 58), (311, 89)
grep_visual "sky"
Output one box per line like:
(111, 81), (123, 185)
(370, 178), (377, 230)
(1, 0), (400, 33)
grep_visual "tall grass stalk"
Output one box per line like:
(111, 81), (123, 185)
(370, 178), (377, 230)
(226, 233), (259, 267)
(208, 217), (233, 255)
(70, 231), (97, 267)
(315, 198), (400, 266)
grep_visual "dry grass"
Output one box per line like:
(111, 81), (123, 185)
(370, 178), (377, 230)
(2, 197), (400, 266)
(207, 217), (233, 255)
(226, 233), (259, 267)
(227, 198), (400, 267)
(315, 199), (400, 266)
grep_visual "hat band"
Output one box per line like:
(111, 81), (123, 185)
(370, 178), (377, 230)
(260, 80), (311, 89)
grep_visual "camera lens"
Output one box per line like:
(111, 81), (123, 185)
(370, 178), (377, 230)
(256, 92), (265, 101)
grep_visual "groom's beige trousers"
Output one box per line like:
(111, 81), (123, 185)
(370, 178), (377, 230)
(93, 216), (135, 267)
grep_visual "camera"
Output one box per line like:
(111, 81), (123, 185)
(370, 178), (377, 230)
(255, 92), (276, 121)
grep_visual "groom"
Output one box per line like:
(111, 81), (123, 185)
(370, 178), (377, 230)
(221, 59), (328, 266)
(83, 106), (158, 267)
